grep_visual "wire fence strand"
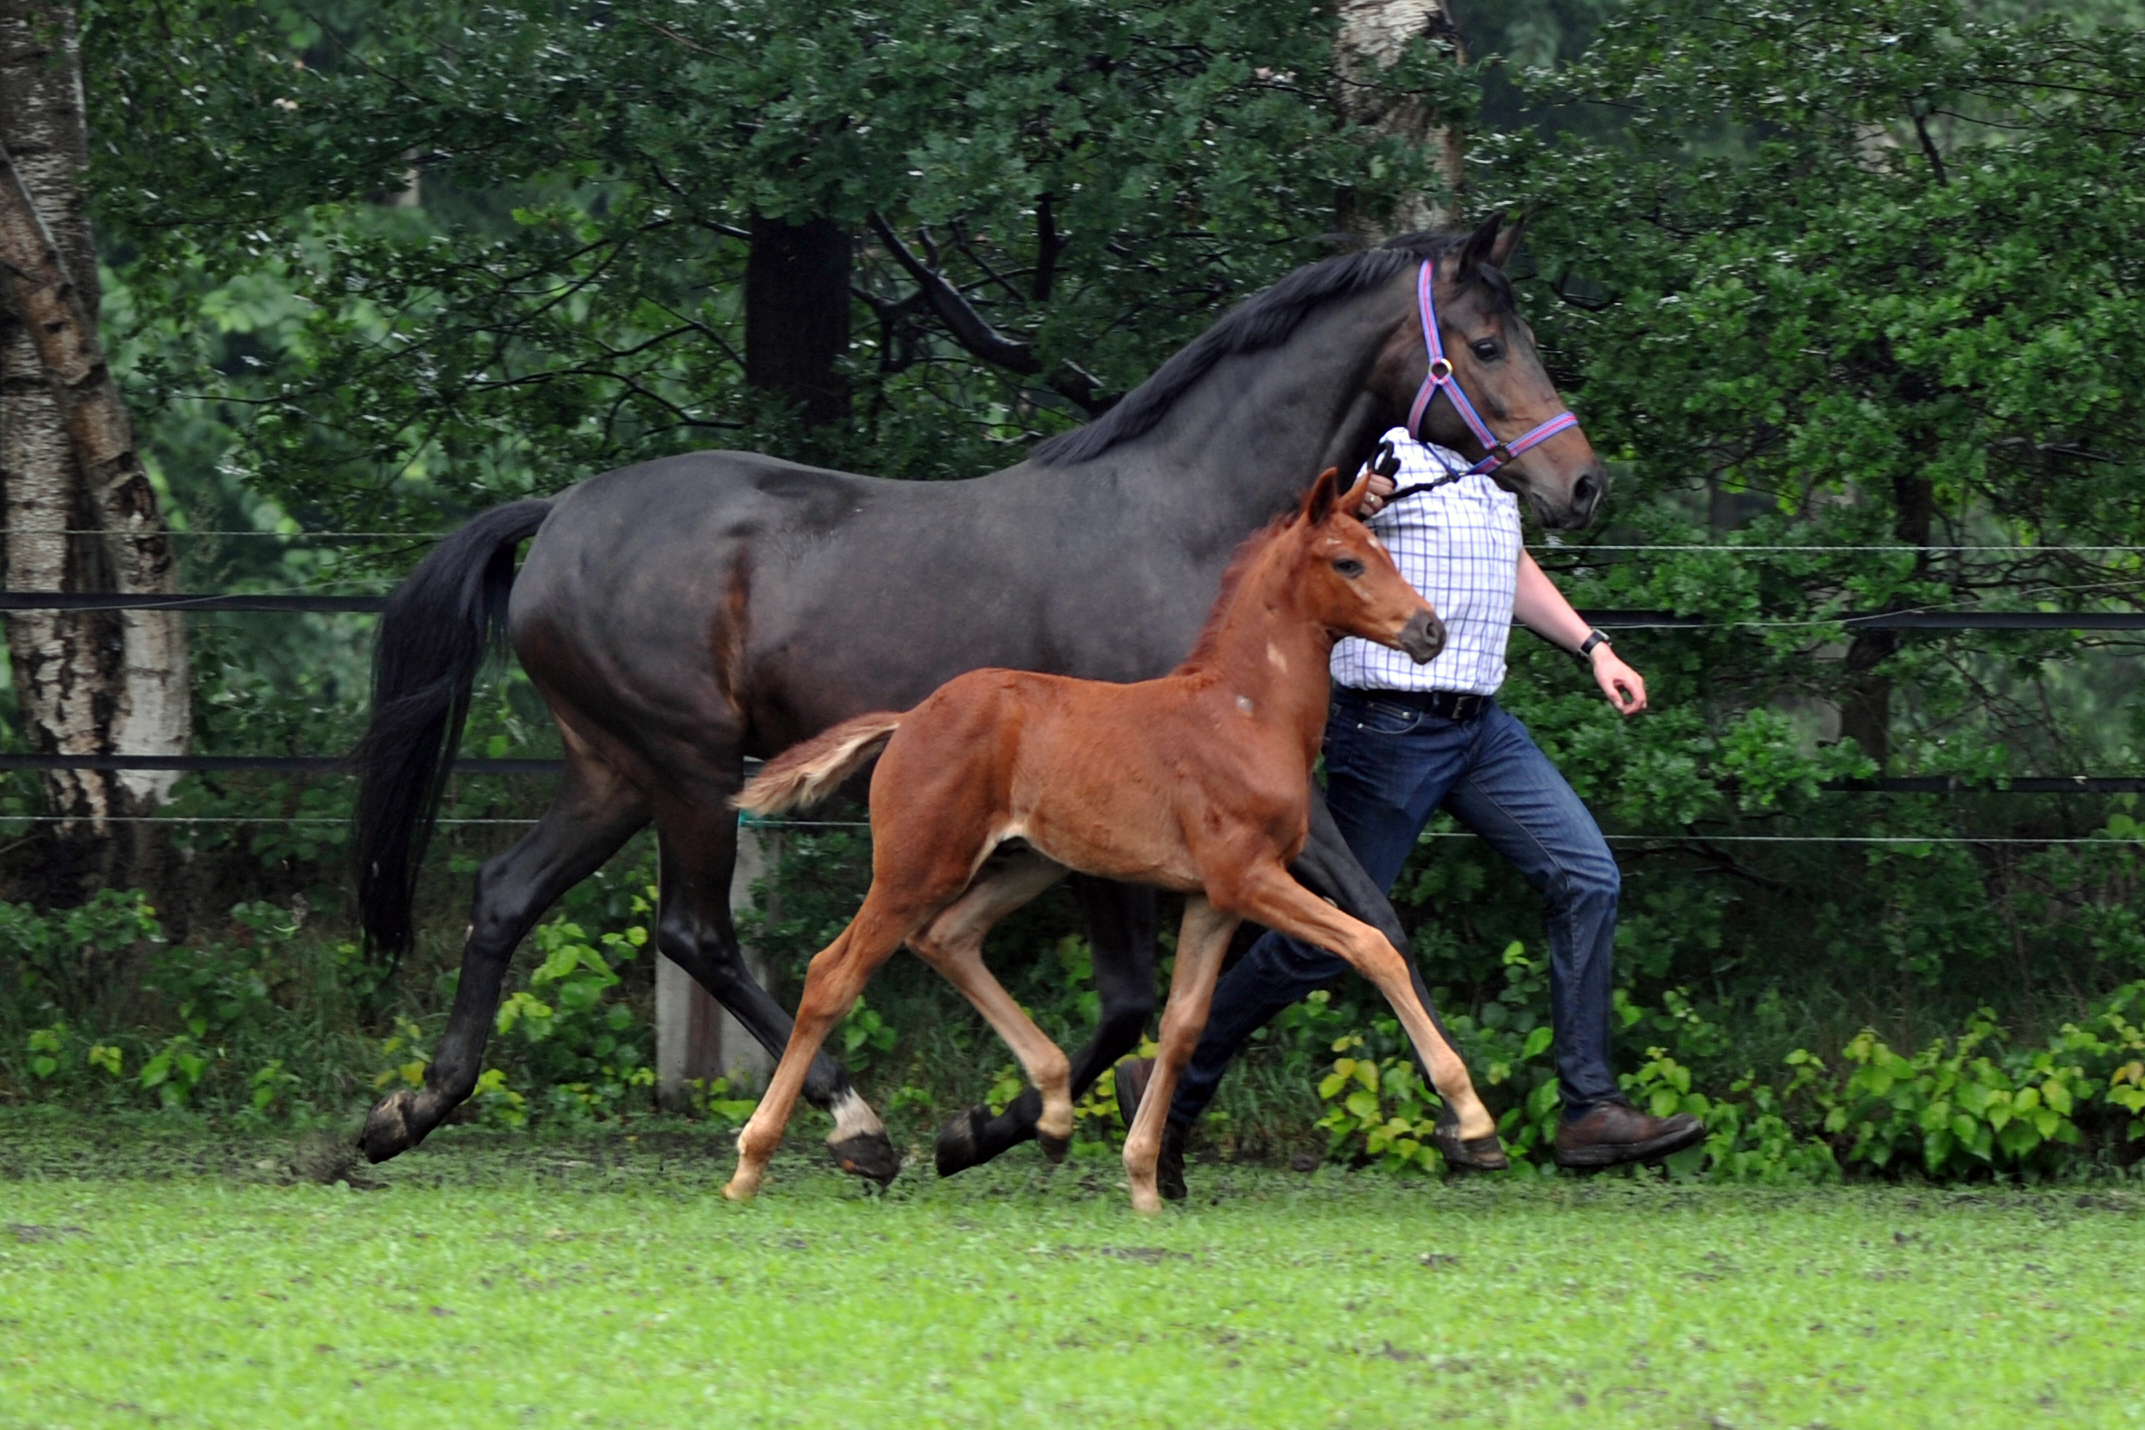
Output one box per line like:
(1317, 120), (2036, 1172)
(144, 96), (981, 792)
(0, 814), (2131, 847)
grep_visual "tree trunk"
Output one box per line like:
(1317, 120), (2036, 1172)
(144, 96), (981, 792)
(745, 213), (851, 425)
(1838, 471), (1933, 770)
(0, 0), (189, 899)
(1334, 0), (1469, 240)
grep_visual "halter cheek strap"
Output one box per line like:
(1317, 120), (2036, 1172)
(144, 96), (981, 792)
(1405, 260), (1580, 478)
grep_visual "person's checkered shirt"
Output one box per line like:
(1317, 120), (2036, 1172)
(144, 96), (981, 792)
(1330, 428), (1520, 696)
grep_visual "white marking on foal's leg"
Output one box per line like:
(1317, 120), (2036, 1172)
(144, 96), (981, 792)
(827, 1087), (887, 1146)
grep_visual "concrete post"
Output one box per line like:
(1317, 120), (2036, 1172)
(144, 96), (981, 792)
(656, 824), (776, 1109)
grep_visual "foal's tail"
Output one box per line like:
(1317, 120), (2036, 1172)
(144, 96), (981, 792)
(735, 712), (905, 817)
(353, 499), (555, 957)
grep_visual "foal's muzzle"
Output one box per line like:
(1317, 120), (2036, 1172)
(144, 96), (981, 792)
(1399, 610), (1445, 664)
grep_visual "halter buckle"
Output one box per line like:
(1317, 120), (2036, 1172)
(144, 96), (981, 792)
(1427, 356), (1454, 382)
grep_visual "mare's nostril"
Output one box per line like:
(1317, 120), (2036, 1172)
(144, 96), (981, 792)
(1573, 473), (1599, 510)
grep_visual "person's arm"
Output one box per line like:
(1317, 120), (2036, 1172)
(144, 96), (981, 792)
(1513, 551), (1647, 716)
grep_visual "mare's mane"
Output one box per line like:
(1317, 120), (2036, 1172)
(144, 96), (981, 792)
(1031, 230), (1514, 468)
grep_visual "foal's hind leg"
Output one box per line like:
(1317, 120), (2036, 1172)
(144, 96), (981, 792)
(653, 798), (898, 1184)
(725, 885), (942, 1202)
(934, 877), (1158, 1176)
(905, 851), (1076, 1171)
(1123, 895), (1240, 1214)
(361, 738), (648, 1162)
(1230, 863), (1496, 1142)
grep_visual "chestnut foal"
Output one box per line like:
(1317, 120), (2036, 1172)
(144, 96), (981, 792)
(724, 467), (1499, 1211)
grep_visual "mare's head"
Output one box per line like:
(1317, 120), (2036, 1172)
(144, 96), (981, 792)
(1376, 215), (1608, 530)
(1289, 467), (1444, 663)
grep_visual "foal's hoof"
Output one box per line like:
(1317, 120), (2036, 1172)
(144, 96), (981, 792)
(934, 1105), (992, 1178)
(358, 1089), (422, 1164)
(1431, 1110), (1511, 1173)
(1037, 1130), (1071, 1165)
(827, 1131), (902, 1186)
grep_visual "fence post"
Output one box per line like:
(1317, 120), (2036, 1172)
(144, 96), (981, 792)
(655, 822), (775, 1110)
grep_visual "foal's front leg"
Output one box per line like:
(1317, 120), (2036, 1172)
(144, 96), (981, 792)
(907, 852), (1079, 1161)
(1234, 865), (1498, 1142)
(1123, 895), (1240, 1214)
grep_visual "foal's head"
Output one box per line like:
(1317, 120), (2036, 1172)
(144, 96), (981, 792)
(1286, 467), (1444, 664)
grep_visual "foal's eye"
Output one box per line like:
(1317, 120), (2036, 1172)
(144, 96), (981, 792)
(1333, 557), (1366, 578)
(1472, 338), (1503, 362)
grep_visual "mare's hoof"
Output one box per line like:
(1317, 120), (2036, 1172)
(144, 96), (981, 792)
(828, 1131), (902, 1186)
(1037, 1131), (1071, 1164)
(934, 1105), (992, 1178)
(358, 1089), (422, 1164)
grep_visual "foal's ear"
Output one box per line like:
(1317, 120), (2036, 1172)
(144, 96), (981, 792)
(1457, 212), (1504, 277)
(1338, 467), (1374, 517)
(1303, 466), (1343, 525)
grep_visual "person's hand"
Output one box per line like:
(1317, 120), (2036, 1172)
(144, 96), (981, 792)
(1359, 469), (1397, 517)
(1591, 646), (1647, 715)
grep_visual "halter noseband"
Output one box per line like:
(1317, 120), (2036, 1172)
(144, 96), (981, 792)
(1404, 259), (1580, 478)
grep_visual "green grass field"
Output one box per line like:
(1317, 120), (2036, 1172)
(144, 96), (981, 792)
(2, 1112), (2141, 1429)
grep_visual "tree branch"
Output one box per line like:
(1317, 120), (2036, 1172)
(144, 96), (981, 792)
(867, 211), (1112, 414)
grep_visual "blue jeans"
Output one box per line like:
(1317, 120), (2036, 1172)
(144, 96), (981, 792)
(1166, 691), (1623, 1124)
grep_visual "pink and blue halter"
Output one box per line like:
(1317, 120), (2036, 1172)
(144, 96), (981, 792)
(1404, 258), (1580, 477)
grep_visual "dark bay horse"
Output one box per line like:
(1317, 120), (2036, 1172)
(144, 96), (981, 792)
(352, 214), (1605, 1175)
(724, 467), (1499, 1211)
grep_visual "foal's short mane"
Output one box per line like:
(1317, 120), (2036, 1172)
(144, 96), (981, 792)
(1170, 508), (1305, 675)
(1032, 231), (1513, 468)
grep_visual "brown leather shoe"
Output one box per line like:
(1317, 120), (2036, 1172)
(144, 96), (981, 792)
(1113, 1057), (1187, 1201)
(1553, 1100), (1706, 1169)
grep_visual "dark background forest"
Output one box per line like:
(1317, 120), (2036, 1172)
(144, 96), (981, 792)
(2, 0), (2141, 1179)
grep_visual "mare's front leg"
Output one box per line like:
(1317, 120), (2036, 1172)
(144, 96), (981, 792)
(361, 745), (647, 1162)
(1232, 863), (1498, 1144)
(654, 800), (898, 1184)
(1123, 896), (1239, 1214)
(934, 876), (1158, 1175)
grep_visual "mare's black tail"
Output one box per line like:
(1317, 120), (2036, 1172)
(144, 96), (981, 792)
(354, 499), (554, 957)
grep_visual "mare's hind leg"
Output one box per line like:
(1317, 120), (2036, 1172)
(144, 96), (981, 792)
(934, 877), (1157, 1175)
(725, 884), (944, 1202)
(904, 850), (1075, 1172)
(653, 798), (898, 1184)
(1123, 895), (1239, 1214)
(361, 737), (648, 1162)
(1229, 861), (1496, 1142)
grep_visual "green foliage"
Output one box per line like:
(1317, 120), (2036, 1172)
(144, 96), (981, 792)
(82, 0), (1443, 535)
(1315, 980), (2145, 1182)
(483, 908), (656, 1123)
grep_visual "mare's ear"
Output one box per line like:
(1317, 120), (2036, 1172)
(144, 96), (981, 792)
(1456, 212), (1504, 278)
(1303, 466), (1343, 525)
(1489, 213), (1526, 271)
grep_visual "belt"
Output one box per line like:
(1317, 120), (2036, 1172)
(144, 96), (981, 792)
(1335, 687), (1491, 722)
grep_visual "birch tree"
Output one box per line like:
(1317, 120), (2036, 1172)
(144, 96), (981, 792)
(1334, 0), (1472, 238)
(0, 0), (188, 894)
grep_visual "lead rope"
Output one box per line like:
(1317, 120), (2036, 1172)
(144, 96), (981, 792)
(1361, 438), (1465, 509)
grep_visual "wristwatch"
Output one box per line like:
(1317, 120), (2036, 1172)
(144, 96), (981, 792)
(1574, 629), (1611, 667)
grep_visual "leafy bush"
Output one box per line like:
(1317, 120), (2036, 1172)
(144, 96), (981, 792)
(1314, 981), (2145, 1182)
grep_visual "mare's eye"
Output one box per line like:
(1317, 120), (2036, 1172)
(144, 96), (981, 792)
(1333, 557), (1366, 578)
(1472, 339), (1503, 362)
